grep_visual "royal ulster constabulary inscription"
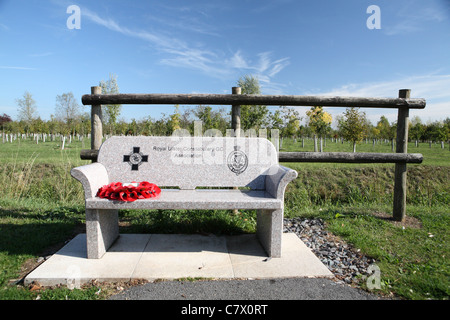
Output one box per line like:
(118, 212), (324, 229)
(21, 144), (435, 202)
(227, 146), (248, 176)
(123, 147), (148, 171)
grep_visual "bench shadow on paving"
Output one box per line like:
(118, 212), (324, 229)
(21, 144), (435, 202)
(25, 232), (334, 287)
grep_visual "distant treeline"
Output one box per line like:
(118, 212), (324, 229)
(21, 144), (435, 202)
(1, 107), (449, 144)
(3, 73), (449, 146)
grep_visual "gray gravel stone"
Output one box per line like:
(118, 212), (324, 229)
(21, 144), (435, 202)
(283, 217), (376, 286)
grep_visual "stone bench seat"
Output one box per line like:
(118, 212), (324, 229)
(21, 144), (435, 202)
(86, 189), (282, 210)
(71, 136), (297, 259)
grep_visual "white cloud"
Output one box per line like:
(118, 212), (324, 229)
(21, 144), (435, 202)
(82, 7), (225, 76)
(320, 74), (450, 101)
(227, 51), (249, 69)
(81, 7), (290, 84)
(225, 51), (290, 93)
(256, 52), (271, 73)
(228, 51), (290, 76)
(268, 57), (290, 77)
(160, 48), (230, 76)
(0, 66), (37, 70)
(310, 73), (450, 124)
(28, 52), (54, 58)
(82, 8), (181, 50)
(384, 1), (447, 36)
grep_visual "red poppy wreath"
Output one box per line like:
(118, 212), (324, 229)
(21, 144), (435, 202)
(96, 181), (161, 202)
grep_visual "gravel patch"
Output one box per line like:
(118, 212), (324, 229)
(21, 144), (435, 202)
(284, 217), (376, 286)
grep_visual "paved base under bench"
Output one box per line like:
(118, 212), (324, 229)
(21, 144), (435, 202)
(25, 233), (333, 287)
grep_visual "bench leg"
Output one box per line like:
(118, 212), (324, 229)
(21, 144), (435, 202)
(256, 209), (283, 258)
(85, 209), (119, 259)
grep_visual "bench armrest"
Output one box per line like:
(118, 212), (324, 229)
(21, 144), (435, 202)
(71, 163), (109, 199)
(265, 165), (298, 199)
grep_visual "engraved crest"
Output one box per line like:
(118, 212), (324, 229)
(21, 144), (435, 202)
(123, 147), (148, 171)
(227, 146), (248, 176)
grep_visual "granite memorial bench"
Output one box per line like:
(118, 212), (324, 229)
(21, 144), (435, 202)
(71, 136), (297, 259)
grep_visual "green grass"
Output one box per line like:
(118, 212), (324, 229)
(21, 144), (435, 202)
(312, 204), (449, 299)
(0, 137), (449, 300)
(0, 199), (92, 300)
(1, 135), (448, 166)
(0, 136), (91, 165)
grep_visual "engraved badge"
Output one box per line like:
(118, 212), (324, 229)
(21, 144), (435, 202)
(123, 147), (148, 171)
(227, 146), (248, 176)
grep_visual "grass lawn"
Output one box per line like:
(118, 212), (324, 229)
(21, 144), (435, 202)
(0, 136), (448, 300)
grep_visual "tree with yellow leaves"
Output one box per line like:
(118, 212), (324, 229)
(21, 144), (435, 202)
(306, 106), (332, 151)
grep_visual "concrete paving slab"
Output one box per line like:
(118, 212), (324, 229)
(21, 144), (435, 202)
(132, 234), (234, 280)
(227, 233), (333, 278)
(25, 234), (150, 286)
(25, 233), (333, 287)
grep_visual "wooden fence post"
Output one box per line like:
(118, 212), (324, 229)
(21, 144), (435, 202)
(231, 87), (241, 214)
(91, 86), (103, 162)
(393, 89), (410, 221)
(231, 87), (241, 137)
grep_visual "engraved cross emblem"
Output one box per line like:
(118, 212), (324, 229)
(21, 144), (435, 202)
(123, 147), (148, 171)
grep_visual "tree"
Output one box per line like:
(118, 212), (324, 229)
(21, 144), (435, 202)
(376, 116), (395, 140)
(167, 105), (181, 134)
(179, 107), (194, 134)
(338, 107), (368, 152)
(306, 106), (332, 151)
(99, 73), (121, 134)
(280, 106), (301, 138)
(55, 92), (80, 134)
(269, 109), (283, 129)
(444, 117), (450, 144)
(0, 113), (12, 127)
(425, 121), (447, 142)
(376, 115), (396, 150)
(237, 75), (269, 130)
(30, 117), (47, 134)
(16, 91), (39, 125)
(306, 106), (332, 136)
(193, 105), (228, 135)
(409, 116), (425, 145)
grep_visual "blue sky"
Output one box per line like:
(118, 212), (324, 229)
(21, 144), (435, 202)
(1, 0), (449, 126)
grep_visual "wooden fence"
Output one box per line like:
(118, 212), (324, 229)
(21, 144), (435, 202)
(80, 86), (426, 222)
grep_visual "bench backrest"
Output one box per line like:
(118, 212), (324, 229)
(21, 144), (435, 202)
(97, 136), (278, 190)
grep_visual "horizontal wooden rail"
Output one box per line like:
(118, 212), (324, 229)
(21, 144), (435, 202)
(81, 149), (423, 164)
(80, 149), (99, 161)
(278, 152), (423, 163)
(82, 93), (426, 109)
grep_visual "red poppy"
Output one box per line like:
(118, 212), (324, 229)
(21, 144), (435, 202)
(118, 191), (129, 202)
(128, 190), (138, 200)
(96, 181), (160, 202)
(109, 182), (123, 192)
(110, 191), (120, 200)
(138, 181), (151, 188)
